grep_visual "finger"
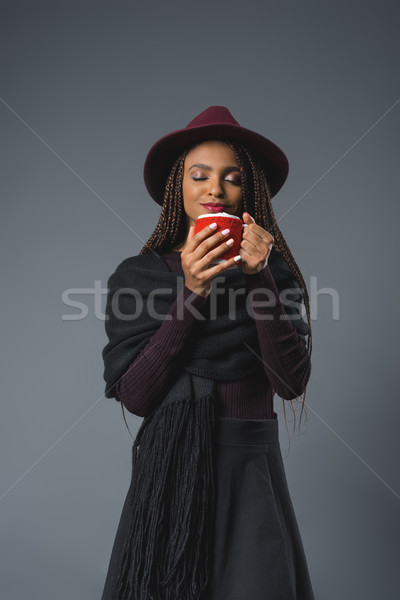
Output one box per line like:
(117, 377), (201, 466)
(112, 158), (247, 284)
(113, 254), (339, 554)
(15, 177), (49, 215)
(187, 222), (217, 251)
(240, 238), (257, 253)
(233, 254), (242, 267)
(244, 228), (264, 243)
(198, 222), (220, 240)
(240, 246), (254, 258)
(193, 226), (232, 260)
(241, 243), (270, 269)
(205, 254), (242, 277)
(196, 232), (229, 264)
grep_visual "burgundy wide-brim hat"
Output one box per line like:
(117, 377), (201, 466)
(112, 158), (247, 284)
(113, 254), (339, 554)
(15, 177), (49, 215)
(143, 105), (289, 206)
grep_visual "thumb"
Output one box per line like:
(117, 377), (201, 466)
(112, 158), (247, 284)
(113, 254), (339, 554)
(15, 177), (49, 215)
(188, 224), (195, 237)
(243, 212), (255, 223)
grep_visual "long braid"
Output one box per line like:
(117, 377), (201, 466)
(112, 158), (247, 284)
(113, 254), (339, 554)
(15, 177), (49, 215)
(140, 149), (189, 255)
(137, 140), (313, 436)
(228, 141), (313, 433)
(119, 151), (190, 432)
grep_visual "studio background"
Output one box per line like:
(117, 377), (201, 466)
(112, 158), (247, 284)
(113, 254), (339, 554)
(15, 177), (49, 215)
(1, 1), (399, 598)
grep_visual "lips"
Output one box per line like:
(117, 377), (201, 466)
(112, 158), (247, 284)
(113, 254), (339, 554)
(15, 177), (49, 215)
(201, 204), (226, 211)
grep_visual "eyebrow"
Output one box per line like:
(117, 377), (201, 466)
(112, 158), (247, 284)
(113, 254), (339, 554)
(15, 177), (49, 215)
(188, 163), (240, 173)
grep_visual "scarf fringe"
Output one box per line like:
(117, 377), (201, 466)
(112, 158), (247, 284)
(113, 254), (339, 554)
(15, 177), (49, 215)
(114, 395), (217, 600)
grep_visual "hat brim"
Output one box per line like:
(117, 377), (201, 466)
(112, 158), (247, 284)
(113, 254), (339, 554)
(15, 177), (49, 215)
(143, 123), (289, 205)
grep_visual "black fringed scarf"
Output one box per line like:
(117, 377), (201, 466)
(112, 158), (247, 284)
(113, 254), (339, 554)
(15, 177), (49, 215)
(102, 248), (309, 599)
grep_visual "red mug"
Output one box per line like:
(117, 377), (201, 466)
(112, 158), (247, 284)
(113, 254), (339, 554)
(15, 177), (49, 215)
(194, 212), (248, 264)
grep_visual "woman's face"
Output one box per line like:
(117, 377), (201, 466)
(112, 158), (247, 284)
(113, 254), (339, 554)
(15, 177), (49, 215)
(181, 140), (243, 231)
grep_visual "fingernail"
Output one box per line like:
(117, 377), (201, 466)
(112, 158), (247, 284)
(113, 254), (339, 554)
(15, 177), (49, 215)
(233, 255), (241, 262)
(209, 222), (217, 229)
(226, 238), (234, 245)
(221, 228), (230, 235)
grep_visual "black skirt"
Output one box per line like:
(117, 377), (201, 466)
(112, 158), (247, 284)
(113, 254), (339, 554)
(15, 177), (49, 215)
(101, 415), (315, 599)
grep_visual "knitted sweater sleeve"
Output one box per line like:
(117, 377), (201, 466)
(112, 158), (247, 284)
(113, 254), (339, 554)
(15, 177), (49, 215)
(243, 265), (311, 400)
(116, 285), (208, 417)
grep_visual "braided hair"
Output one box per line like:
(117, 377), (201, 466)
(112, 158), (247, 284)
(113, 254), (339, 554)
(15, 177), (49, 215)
(138, 140), (313, 436)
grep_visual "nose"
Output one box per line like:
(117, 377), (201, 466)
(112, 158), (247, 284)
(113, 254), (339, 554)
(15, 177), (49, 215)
(208, 177), (224, 199)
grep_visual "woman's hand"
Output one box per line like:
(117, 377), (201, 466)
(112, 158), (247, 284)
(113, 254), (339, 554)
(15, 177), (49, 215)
(238, 212), (274, 275)
(181, 223), (240, 298)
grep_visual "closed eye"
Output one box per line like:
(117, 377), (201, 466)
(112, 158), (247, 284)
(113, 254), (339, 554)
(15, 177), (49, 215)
(191, 176), (241, 185)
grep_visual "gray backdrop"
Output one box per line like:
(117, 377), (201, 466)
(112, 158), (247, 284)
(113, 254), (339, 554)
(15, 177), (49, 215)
(1, 1), (399, 598)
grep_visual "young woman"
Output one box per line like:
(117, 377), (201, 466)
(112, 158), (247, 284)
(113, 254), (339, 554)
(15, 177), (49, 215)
(101, 106), (315, 599)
